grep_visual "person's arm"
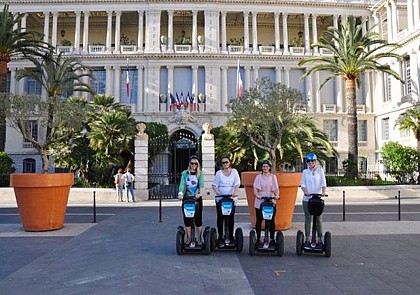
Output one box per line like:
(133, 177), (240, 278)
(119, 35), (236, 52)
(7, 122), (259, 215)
(178, 171), (186, 198)
(212, 171), (221, 195)
(232, 169), (240, 197)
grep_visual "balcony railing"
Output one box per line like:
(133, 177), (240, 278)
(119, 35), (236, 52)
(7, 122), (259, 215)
(290, 47), (305, 55)
(228, 45), (244, 54)
(56, 46), (73, 55)
(174, 45), (191, 53)
(323, 104), (337, 113)
(89, 45), (106, 54)
(319, 48), (333, 55)
(259, 46), (275, 55)
(121, 45), (137, 53)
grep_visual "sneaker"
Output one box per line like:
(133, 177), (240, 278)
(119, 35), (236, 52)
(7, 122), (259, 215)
(263, 242), (270, 249)
(225, 239), (230, 245)
(269, 239), (276, 247)
(311, 242), (317, 248)
(304, 241), (311, 248)
(317, 241), (324, 248)
(218, 237), (224, 244)
(190, 241), (196, 248)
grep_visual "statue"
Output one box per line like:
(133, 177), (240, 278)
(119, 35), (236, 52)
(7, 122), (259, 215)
(202, 122), (214, 140)
(136, 123), (148, 140)
(168, 104), (197, 125)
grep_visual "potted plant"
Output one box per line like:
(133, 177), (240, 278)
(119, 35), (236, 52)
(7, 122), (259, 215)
(228, 78), (336, 230)
(160, 35), (168, 52)
(4, 48), (93, 231)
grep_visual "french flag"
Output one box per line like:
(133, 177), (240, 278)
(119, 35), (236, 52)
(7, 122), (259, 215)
(236, 59), (243, 98)
(126, 58), (130, 98)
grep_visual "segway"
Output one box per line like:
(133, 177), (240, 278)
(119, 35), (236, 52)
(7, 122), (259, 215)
(249, 197), (284, 256)
(210, 195), (243, 252)
(296, 193), (331, 257)
(176, 194), (211, 255)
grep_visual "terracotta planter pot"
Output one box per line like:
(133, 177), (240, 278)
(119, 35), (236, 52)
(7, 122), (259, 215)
(10, 173), (74, 232)
(242, 171), (302, 231)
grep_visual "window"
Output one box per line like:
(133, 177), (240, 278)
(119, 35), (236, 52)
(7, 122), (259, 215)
(23, 158), (36, 173)
(91, 69), (106, 95)
(26, 77), (42, 95)
(382, 118), (389, 140)
(358, 120), (367, 142)
(359, 157), (367, 173)
(325, 157), (338, 174)
(323, 120), (338, 141)
(23, 120), (38, 148)
(403, 56), (412, 96)
(385, 73), (392, 102)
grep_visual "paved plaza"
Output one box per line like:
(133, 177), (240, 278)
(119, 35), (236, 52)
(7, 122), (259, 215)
(1, 188), (420, 294)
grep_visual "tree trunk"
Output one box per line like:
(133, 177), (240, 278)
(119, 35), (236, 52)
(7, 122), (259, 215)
(0, 60), (9, 152)
(269, 149), (277, 173)
(346, 79), (358, 179)
(41, 149), (49, 173)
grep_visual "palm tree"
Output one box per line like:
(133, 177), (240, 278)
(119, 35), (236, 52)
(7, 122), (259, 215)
(396, 106), (420, 151)
(0, 3), (47, 151)
(299, 15), (403, 178)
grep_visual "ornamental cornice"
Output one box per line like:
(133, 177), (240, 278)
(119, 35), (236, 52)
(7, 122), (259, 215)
(6, 0), (373, 9)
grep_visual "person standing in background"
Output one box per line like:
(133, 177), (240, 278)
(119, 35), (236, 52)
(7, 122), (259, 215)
(123, 168), (136, 202)
(114, 168), (124, 202)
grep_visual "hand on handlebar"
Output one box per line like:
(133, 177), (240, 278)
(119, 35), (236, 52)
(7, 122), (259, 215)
(178, 192), (184, 200)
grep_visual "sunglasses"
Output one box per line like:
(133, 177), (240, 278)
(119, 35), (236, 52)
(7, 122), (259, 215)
(222, 161), (230, 164)
(190, 162), (198, 165)
(307, 160), (315, 163)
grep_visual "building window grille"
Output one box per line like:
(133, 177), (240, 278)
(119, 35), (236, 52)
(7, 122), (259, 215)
(358, 120), (367, 142)
(382, 118), (389, 140)
(323, 119), (338, 141)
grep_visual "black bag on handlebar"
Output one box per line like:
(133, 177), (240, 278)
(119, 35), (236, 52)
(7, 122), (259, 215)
(308, 196), (324, 216)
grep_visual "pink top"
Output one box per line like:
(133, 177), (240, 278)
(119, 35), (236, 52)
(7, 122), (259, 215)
(253, 174), (279, 209)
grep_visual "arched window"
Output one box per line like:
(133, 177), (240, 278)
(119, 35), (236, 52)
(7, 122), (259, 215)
(23, 158), (36, 173)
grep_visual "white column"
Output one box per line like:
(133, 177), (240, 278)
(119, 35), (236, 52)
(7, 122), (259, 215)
(192, 65), (198, 99)
(252, 12), (258, 54)
(18, 69), (25, 94)
(74, 11), (81, 53)
(361, 16), (367, 36)
(105, 66), (113, 96)
(106, 11), (113, 53)
(282, 13), (289, 55)
(365, 70), (373, 113)
(315, 71), (321, 112)
(333, 14), (339, 47)
(253, 66), (259, 84)
(304, 13), (310, 54)
(386, 3), (393, 41)
(305, 73), (313, 112)
(274, 12), (281, 54)
(168, 10), (174, 53)
(390, 0), (398, 39)
(408, 0), (414, 31)
(137, 65), (143, 112)
(414, 0), (420, 28)
(10, 68), (16, 94)
(134, 134), (148, 201)
(312, 14), (318, 54)
(336, 77), (343, 112)
(243, 11), (250, 53)
(13, 13), (18, 31)
(137, 11), (144, 53)
(284, 67), (290, 87)
(21, 13), (27, 32)
(114, 11), (121, 54)
(221, 66), (228, 112)
(51, 12), (58, 49)
(245, 66), (251, 90)
(144, 10), (162, 53)
(275, 66), (282, 84)
(168, 65), (174, 99)
(113, 66), (121, 102)
(82, 11), (90, 54)
(43, 11), (50, 44)
(221, 12), (227, 53)
(192, 10), (198, 52)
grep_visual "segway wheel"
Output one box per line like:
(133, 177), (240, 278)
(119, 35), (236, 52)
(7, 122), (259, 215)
(249, 230), (256, 256)
(204, 227), (211, 255)
(324, 231), (332, 258)
(210, 227), (217, 251)
(235, 227), (244, 253)
(275, 231), (284, 257)
(296, 230), (304, 256)
(176, 230), (183, 255)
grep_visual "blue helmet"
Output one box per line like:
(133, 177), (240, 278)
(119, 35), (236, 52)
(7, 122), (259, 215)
(306, 153), (317, 161)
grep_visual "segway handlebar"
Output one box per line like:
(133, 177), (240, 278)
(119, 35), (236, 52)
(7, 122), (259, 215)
(216, 194), (233, 199)
(306, 193), (328, 198)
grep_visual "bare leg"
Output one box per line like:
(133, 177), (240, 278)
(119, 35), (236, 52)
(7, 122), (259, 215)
(186, 226), (191, 244)
(196, 226), (202, 244)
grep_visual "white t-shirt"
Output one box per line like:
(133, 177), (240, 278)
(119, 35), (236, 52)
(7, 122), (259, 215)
(212, 168), (241, 202)
(300, 166), (326, 202)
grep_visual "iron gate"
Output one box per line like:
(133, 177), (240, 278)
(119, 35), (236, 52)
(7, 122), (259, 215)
(148, 129), (201, 199)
